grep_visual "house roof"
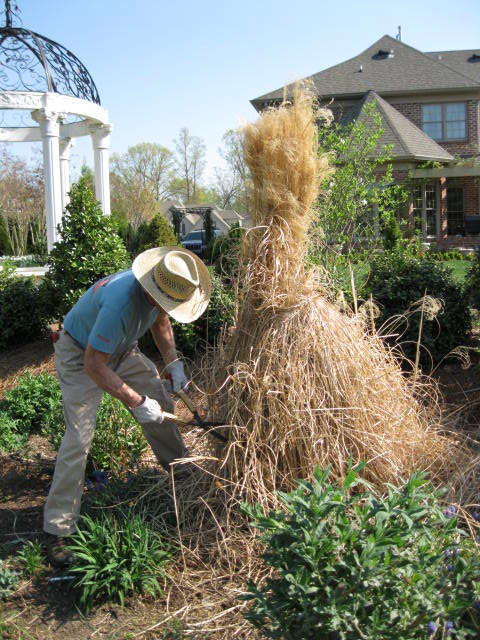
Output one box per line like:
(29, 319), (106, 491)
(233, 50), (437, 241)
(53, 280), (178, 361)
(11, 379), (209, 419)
(425, 49), (480, 83)
(251, 35), (480, 109)
(352, 91), (454, 163)
(160, 200), (245, 230)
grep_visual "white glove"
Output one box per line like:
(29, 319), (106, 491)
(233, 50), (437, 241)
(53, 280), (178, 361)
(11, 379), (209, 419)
(164, 360), (188, 394)
(130, 396), (164, 424)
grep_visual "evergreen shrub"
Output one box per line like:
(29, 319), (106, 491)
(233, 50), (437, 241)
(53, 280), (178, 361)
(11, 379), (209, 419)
(465, 246), (480, 310)
(135, 211), (179, 256)
(41, 177), (130, 321)
(0, 262), (51, 349)
(365, 250), (471, 367)
(206, 222), (244, 281)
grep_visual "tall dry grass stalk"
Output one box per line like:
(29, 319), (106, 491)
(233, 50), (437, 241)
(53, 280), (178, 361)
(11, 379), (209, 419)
(140, 83), (478, 638)
(203, 82), (477, 509)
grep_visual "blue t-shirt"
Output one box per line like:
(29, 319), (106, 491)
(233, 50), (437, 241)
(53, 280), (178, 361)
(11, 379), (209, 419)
(63, 269), (159, 354)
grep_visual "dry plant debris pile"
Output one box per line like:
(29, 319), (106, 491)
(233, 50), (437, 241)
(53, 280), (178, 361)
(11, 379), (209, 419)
(209, 84), (473, 507)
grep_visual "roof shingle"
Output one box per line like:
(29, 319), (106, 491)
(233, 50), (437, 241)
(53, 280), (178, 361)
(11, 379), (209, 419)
(251, 35), (480, 109)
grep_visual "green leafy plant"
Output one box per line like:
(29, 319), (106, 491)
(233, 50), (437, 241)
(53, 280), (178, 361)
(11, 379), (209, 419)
(69, 507), (173, 612)
(2, 372), (145, 473)
(242, 463), (480, 640)
(0, 560), (21, 601)
(365, 249), (472, 367)
(135, 211), (179, 255)
(89, 394), (147, 474)
(17, 540), (45, 578)
(315, 100), (408, 264)
(0, 412), (27, 452)
(206, 222), (245, 282)
(41, 176), (130, 320)
(0, 261), (51, 349)
(465, 246), (480, 310)
(1, 372), (63, 437)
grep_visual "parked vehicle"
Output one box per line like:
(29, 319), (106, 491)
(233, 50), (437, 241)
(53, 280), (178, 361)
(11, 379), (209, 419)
(181, 229), (222, 256)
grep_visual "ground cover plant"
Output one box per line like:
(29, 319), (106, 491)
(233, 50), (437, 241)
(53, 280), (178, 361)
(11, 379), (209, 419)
(0, 371), (146, 473)
(242, 462), (480, 639)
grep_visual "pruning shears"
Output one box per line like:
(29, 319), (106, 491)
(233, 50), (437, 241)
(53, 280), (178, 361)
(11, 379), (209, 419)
(163, 378), (228, 443)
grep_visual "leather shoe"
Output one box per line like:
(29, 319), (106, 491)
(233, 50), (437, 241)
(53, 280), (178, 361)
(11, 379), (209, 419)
(46, 534), (74, 567)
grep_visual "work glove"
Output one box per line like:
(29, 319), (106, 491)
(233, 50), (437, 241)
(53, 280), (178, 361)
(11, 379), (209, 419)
(164, 360), (188, 395)
(130, 396), (164, 424)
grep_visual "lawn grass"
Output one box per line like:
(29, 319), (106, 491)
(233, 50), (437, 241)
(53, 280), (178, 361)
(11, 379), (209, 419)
(446, 259), (470, 284)
(338, 258), (471, 292)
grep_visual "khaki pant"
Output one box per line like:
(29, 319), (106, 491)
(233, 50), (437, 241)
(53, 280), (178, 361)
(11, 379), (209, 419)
(44, 330), (187, 536)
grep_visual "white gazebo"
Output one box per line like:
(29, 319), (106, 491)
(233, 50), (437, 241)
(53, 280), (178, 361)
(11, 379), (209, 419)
(0, 1), (112, 252)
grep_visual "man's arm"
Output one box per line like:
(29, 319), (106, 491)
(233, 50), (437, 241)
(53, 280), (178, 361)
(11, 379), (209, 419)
(150, 310), (178, 365)
(83, 345), (143, 408)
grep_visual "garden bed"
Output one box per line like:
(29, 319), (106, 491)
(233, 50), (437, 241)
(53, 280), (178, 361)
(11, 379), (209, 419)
(1, 334), (250, 639)
(1, 331), (480, 638)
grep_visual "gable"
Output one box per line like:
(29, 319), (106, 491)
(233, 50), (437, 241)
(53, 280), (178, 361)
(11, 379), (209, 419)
(352, 91), (454, 163)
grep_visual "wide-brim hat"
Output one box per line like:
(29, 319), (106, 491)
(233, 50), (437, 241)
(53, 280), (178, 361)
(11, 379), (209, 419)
(132, 246), (211, 323)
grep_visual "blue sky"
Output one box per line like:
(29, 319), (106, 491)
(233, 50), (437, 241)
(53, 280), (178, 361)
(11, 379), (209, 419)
(9, 0), (480, 181)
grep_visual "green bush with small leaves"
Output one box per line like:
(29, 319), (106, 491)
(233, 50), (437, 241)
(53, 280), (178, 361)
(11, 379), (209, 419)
(0, 261), (51, 349)
(206, 223), (245, 282)
(365, 250), (471, 367)
(90, 394), (147, 474)
(135, 212), (179, 255)
(0, 412), (27, 453)
(1, 372), (146, 472)
(242, 463), (480, 640)
(465, 247), (480, 310)
(41, 176), (130, 321)
(1, 372), (63, 437)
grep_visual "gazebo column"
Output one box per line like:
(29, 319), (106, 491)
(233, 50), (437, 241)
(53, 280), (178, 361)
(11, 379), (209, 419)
(32, 109), (64, 253)
(59, 136), (75, 212)
(90, 123), (112, 216)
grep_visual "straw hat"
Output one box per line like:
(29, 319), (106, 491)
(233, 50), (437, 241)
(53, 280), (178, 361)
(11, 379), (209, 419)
(132, 246), (211, 323)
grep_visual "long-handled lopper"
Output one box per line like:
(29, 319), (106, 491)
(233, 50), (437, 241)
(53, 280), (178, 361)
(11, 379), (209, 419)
(163, 388), (228, 443)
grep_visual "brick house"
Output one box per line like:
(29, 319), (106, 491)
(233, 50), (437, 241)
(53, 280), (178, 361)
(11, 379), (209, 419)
(251, 35), (480, 250)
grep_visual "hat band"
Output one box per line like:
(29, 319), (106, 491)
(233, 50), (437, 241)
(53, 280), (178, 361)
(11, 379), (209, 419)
(150, 269), (196, 302)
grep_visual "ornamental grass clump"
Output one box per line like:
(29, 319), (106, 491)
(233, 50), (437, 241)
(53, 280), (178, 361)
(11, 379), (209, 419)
(205, 82), (477, 509)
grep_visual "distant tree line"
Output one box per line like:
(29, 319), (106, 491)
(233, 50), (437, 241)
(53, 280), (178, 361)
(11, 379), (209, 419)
(0, 126), (251, 257)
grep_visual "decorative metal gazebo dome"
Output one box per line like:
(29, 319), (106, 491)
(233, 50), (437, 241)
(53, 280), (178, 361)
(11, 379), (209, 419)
(0, 0), (112, 251)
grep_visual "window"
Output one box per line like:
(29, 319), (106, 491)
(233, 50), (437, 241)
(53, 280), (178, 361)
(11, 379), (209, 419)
(422, 103), (467, 141)
(411, 182), (438, 238)
(447, 187), (464, 235)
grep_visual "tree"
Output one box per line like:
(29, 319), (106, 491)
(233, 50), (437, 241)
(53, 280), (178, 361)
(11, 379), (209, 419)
(315, 101), (407, 261)
(213, 129), (251, 214)
(110, 142), (175, 229)
(136, 211), (179, 255)
(0, 148), (44, 256)
(173, 127), (206, 203)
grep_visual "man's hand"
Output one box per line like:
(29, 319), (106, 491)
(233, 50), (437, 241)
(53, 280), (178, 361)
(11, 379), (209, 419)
(130, 396), (164, 424)
(164, 360), (188, 394)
